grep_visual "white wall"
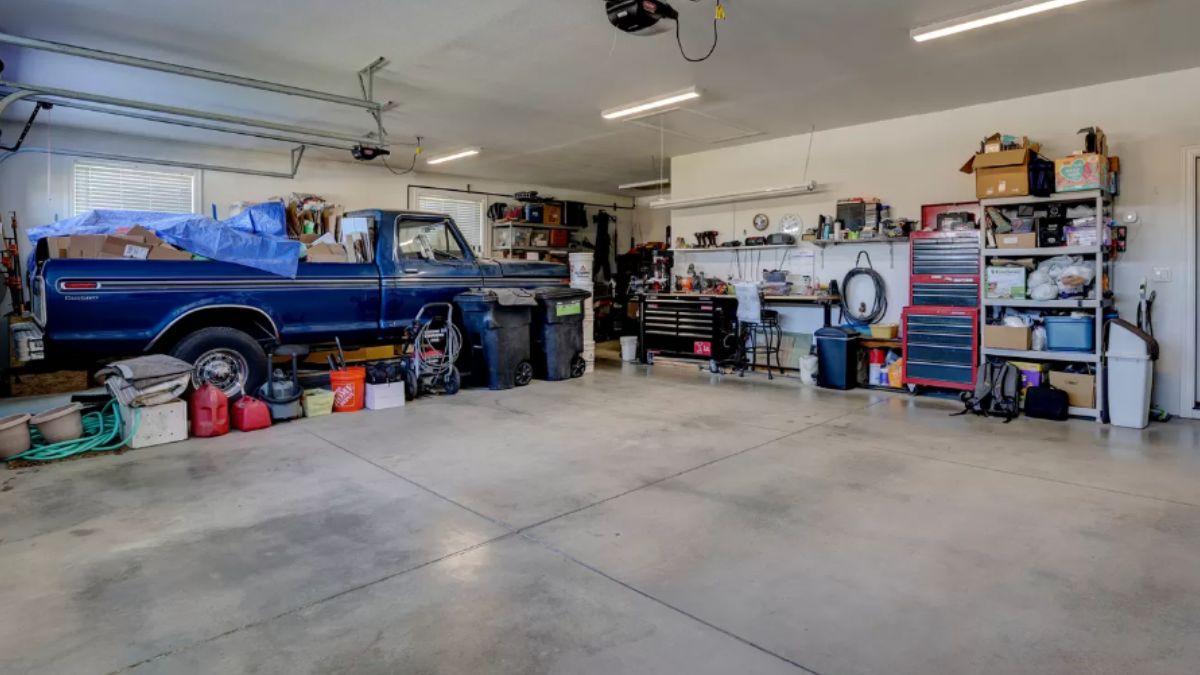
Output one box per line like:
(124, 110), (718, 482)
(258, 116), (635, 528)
(667, 66), (1200, 414)
(0, 126), (655, 304)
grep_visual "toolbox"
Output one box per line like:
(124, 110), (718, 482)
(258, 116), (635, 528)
(902, 306), (979, 391)
(639, 293), (738, 363)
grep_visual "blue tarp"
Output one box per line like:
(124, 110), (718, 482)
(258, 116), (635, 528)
(27, 203), (302, 278)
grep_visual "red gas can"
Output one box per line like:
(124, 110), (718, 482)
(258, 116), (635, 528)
(190, 383), (229, 438)
(231, 396), (272, 432)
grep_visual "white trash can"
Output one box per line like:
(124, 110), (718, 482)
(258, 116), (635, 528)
(1105, 319), (1159, 429)
(620, 335), (638, 363)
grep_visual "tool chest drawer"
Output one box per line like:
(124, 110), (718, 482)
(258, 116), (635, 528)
(911, 281), (980, 307)
(910, 231), (981, 277)
(901, 307), (978, 391)
(640, 294), (738, 361)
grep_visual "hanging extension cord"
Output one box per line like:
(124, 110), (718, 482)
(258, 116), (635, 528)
(676, 1), (725, 63)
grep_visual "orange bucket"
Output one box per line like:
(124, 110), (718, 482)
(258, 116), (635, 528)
(329, 367), (366, 412)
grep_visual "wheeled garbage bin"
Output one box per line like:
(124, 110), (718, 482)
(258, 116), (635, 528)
(815, 326), (860, 390)
(531, 287), (592, 381)
(455, 289), (536, 390)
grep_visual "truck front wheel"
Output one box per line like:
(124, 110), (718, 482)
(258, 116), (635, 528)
(170, 327), (269, 398)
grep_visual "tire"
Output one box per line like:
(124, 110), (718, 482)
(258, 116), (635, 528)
(570, 355), (587, 379)
(442, 366), (461, 396)
(170, 327), (269, 398)
(404, 367), (419, 401)
(514, 360), (533, 387)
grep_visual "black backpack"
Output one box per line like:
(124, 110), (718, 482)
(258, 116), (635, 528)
(957, 361), (1020, 422)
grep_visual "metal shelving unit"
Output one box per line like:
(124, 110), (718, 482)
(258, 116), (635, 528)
(492, 220), (581, 260)
(979, 190), (1112, 422)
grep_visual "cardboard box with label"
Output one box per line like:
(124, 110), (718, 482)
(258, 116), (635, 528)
(306, 243), (350, 263)
(1050, 371), (1096, 408)
(1055, 153), (1109, 193)
(101, 235), (152, 260)
(995, 232), (1038, 249)
(986, 266), (1027, 299)
(961, 136), (1055, 199)
(984, 324), (1031, 350)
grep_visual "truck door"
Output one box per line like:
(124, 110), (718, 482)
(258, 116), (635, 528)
(380, 214), (483, 334)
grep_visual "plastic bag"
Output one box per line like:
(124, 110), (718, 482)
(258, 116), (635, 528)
(1031, 325), (1047, 351)
(1057, 262), (1096, 298)
(1030, 283), (1059, 301)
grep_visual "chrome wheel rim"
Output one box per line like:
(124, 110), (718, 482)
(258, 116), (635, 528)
(192, 348), (248, 396)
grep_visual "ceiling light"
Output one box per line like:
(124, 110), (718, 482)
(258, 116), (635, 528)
(427, 148), (480, 165)
(602, 87), (700, 121)
(618, 178), (671, 191)
(911, 0), (1091, 42)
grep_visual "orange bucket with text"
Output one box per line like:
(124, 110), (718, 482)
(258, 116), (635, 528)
(329, 367), (366, 412)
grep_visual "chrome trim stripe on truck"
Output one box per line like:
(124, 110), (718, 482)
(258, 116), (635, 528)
(145, 304), (281, 349)
(54, 276), (568, 293)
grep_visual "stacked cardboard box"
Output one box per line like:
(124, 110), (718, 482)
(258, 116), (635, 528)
(47, 225), (194, 261)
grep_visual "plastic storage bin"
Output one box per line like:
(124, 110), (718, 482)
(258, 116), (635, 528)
(1105, 319), (1159, 429)
(1044, 316), (1094, 352)
(815, 326), (860, 390)
(456, 289), (536, 390)
(530, 287), (591, 381)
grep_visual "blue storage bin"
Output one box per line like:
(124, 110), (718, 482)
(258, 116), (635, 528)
(1044, 316), (1094, 352)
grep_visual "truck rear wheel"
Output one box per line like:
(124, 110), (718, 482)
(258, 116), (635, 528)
(170, 327), (268, 398)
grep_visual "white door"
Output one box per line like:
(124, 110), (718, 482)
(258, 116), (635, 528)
(1195, 157), (1200, 409)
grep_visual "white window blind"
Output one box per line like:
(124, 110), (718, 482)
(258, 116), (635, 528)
(73, 162), (196, 216)
(416, 195), (484, 253)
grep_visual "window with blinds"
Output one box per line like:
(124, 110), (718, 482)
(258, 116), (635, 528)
(415, 194), (485, 253)
(73, 162), (196, 216)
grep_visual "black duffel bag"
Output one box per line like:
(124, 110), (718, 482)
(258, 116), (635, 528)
(1024, 383), (1070, 421)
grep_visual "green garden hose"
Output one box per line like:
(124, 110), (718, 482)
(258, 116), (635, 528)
(5, 399), (139, 463)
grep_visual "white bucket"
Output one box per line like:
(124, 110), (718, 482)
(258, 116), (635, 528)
(620, 336), (638, 362)
(569, 252), (593, 288)
(799, 355), (818, 385)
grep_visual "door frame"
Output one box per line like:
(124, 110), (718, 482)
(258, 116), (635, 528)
(1182, 146), (1200, 419)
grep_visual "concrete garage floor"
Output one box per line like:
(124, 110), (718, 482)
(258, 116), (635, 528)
(2, 355), (1199, 675)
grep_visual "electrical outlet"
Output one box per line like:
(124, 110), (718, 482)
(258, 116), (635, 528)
(1152, 267), (1172, 283)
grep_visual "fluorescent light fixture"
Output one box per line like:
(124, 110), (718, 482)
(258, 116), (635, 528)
(911, 0), (1091, 42)
(648, 181), (821, 210)
(427, 148), (480, 165)
(618, 178), (671, 190)
(602, 87), (700, 120)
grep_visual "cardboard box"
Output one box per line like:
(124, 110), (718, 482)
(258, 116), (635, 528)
(46, 236), (71, 259)
(987, 266), (1027, 299)
(1050, 371), (1095, 408)
(306, 243), (350, 263)
(65, 235), (107, 259)
(984, 325), (1031, 350)
(962, 149), (1054, 199)
(1055, 153), (1109, 193)
(982, 133), (1030, 154)
(542, 204), (562, 225)
(125, 225), (163, 246)
(101, 235), (152, 260)
(148, 244), (193, 261)
(995, 232), (1038, 249)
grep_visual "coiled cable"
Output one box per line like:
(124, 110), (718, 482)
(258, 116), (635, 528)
(5, 399), (139, 463)
(840, 251), (888, 327)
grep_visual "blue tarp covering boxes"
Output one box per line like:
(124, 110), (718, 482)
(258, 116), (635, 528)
(27, 202), (302, 277)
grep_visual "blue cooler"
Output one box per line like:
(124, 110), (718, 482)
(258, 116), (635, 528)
(1044, 316), (1094, 352)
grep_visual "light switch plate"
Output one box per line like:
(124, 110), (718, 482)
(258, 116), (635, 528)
(1152, 267), (1173, 283)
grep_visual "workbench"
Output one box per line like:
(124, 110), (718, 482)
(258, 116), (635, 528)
(762, 294), (840, 328)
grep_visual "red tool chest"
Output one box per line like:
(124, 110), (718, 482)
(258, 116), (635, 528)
(903, 227), (982, 391)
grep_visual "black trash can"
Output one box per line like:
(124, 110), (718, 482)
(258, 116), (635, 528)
(815, 326), (860, 390)
(531, 287), (592, 381)
(454, 289), (536, 390)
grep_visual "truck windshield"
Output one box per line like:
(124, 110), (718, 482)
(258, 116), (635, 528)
(396, 219), (466, 262)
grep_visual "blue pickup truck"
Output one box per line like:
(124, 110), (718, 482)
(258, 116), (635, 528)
(30, 209), (568, 394)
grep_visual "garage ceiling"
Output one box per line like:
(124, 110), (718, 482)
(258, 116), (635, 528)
(2, 0), (1199, 193)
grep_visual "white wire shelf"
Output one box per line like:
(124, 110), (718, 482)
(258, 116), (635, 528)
(982, 347), (1099, 363)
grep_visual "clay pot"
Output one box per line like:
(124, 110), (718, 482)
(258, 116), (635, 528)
(31, 403), (84, 443)
(0, 413), (32, 459)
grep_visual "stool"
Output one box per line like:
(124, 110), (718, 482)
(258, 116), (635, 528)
(737, 309), (783, 379)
